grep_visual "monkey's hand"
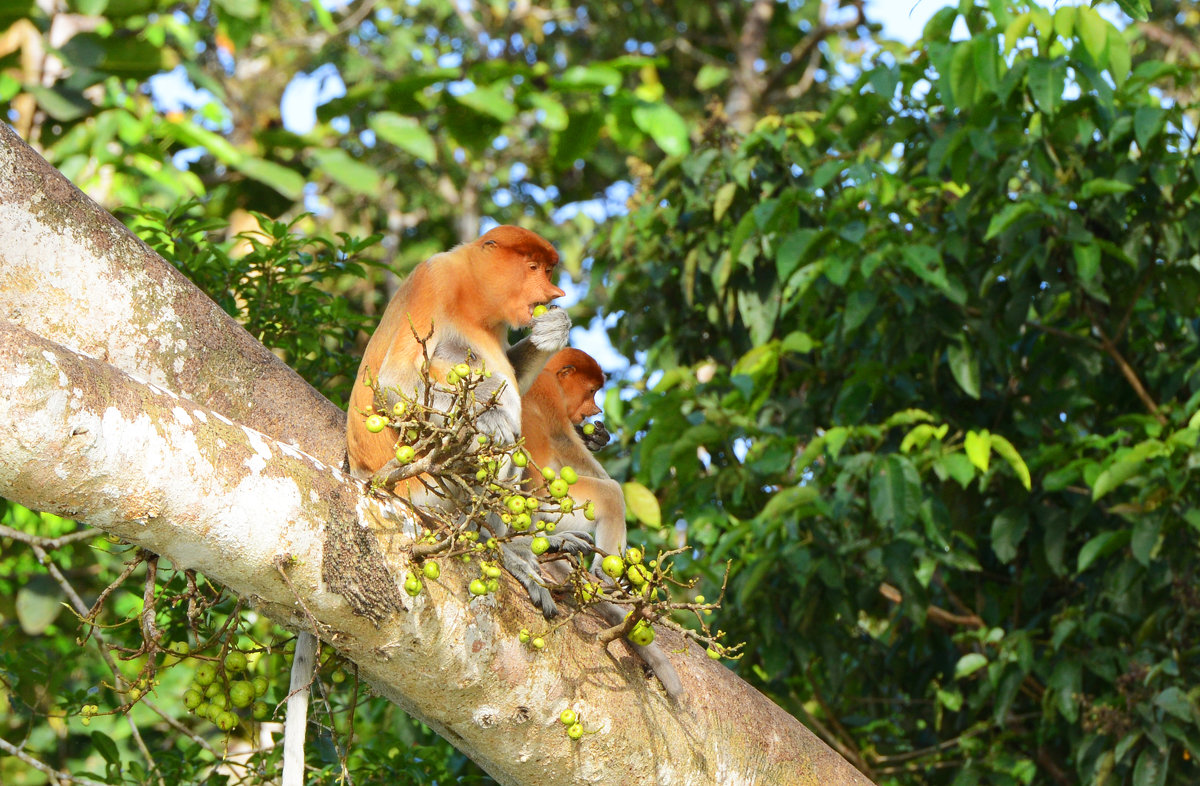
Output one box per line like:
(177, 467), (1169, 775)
(527, 305), (570, 351)
(576, 420), (611, 451)
(541, 530), (593, 556)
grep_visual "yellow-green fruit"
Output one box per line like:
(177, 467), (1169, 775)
(217, 711), (239, 732)
(625, 547), (644, 564)
(545, 521), (557, 533)
(194, 662), (217, 686)
(560, 466), (579, 484)
(548, 478), (569, 498)
(524, 496), (539, 511)
(252, 676), (268, 697)
(531, 536), (551, 555)
(204, 683), (222, 698)
(512, 450), (528, 468)
(365, 414), (388, 433)
(567, 722), (584, 740)
(423, 561), (441, 580)
(628, 621), (655, 646)
(532, 304), (549, 317)
(454, 363), (471, 378)
(469, 579), (488, 596)
(694, 594), (706, 604)
(506, 495), (526, 514)
(582, 423), (595, 435)
(484, 565), (502, 579)
(183, 689), (203, 710)
(252, 701), (270, 720)
(230, 681), (255, 708)
(541, 466), (557, 481)
(395, 445), (416, 464)
(513, 512), (532, 531)
(211, 694), (228, 710)
(584, 502), (596, 521)
(392, 401), (406, 417)
(404, 574), (423, 596)
(531, 637), (545, 650)
(560, 709), (577, 726)
(224, 651), (248, 673)
(476, 469), (488, 481)
(560, 497), (574, 513)
(601, 555), (625, 578)
(445, 369), (460, 385)
(707, 647), (722, 659)
(485, 578), (500, 593)
(518, 628), (530, 643)
(626, 564), (650, 586)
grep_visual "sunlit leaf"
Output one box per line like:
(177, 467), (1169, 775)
(622, 482), (662, 528)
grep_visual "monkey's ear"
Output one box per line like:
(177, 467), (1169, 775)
(556, 364), (576, 379)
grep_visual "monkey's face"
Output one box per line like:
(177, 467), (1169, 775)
(475, 226), (565, 328)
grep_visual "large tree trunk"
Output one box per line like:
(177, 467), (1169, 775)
(0, 124), (874, 786)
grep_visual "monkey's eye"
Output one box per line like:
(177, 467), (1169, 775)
(483, 239), (497, 248)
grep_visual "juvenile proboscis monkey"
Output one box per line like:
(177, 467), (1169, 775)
(346, 225), (592, 613)
(521, 348), (684, 698)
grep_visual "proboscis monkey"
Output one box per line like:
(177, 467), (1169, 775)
(521, 348), (684, 698)
(346, 225), (591, 613)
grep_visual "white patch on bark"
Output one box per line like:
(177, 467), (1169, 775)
(193, 410), (207, 423)
(173, 407), (193, 427)
(242, 427), (274, 474)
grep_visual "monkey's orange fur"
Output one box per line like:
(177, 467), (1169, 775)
(521, 348), (625, 560)
(347, 225), (566, 480)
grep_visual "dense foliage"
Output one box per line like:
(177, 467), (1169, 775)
(594, 2), (1200, 783)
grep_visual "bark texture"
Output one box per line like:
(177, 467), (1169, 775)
(0, 129), (875, 786)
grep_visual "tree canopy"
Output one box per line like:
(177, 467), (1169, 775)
(5, 0), (1200, 784)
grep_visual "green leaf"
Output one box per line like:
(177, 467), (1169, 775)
(965, 430), (991, 474)
(92, 731), (120, 765)
(369, 113), (437, 162)
(527, 93), (569, 131)
(1132, 746), (1167, 786)
(554, 64), (622, 90)
(1153, 687), (1194, 721)
(1003, 11), (1032, 53)
(869, 455), (922, 529)
(1027, 58), (1065, 115)
(1107, 26), (1131, 85)
(991, 509), (1028, 563)
(309, 148), (382, 196)
(233, 158), (306, 201)
(984, 201), (1037, 240)
(935, 453), (976, 488)
(899, 245), (965, 304)
(16, 575), (64, 635)
(947, 340), (981, 399)
(775, 229), (819, 281)
(758, 486), (820, 521)
(622, 482), (662, 528)
(1134, 105), (1166, 150)
(954, 652), (988, 679)
(713, 182), (738, 222)
(631, 102), (691, 157)
(989, 433), (1032, 491)
(1077, 530), (1131, 573)
(453, 85), (516, 122)
(1079, 178), (1133, 198)
(695, 64), (730, 91)
(1113, 0), (1150, 22)
(1091, 441), (1163, 500)
(1075, 6), (1108, 65)
(1073, 242), (1101, 284)
(213, 0), (259, 18)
